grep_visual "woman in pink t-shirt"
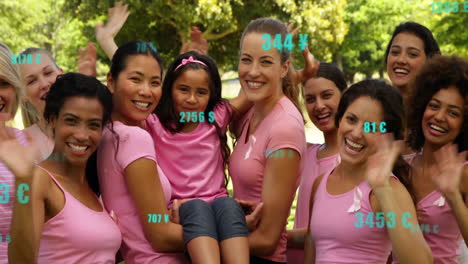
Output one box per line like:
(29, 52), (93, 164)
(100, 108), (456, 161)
(303, 79), (432, 263)
(286, 62), (346, 264)
(396, 55), (468, 264)
(97, 41), (191, 264)
(2, 72), (121, 263)
(228, 18), (320, 264)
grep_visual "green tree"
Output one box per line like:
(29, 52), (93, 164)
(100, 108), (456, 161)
(339, 0), (413, 81)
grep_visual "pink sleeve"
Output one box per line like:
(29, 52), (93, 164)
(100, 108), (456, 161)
(213, 101), (233, 132)
(115, 126), (157, 170)
(267, 117), (306, 159)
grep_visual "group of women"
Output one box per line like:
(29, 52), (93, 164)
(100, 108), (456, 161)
(0, 1), (466, 263)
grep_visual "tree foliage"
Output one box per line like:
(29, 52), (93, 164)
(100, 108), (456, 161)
(1, 0), (466, 80)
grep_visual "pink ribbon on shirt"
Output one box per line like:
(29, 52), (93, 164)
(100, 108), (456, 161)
(348, 187), (363, 212)
(433, 195), (445, 206)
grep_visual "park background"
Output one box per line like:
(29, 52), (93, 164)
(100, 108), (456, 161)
(1, 0), (467, 235)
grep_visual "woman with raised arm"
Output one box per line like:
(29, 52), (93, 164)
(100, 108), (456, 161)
(1, 72), (121, 263)
(303, 79), (432, 264)
(397, 55), (468, 264)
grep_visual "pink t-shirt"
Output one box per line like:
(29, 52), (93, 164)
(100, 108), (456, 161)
(144, 102), (231, 204)
(0, 128), (27, 264)
(37, 166), (122, 264)
(310, 169), (396, 263)
(287, 144), (340, 264)
(24, 124), (54, 162)
(98, 122), (187, 264)
(229, 96), (307, 263)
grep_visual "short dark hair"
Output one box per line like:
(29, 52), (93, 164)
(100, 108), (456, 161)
(407, 55), (468, 152)
(384, 22), (441, 65)
(44, 72), (113, 196)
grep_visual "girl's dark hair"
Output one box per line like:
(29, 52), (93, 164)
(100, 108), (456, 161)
(155, 51), (232, 186)
(44, 72), (113, 196)
(407, 55), (468, 152)
(110, 41), (163, 80)
(335, 79), (413, 200)
(304, 62), (347, 92)
(240, 17), (304, 120)
(384, 21), (441, 65)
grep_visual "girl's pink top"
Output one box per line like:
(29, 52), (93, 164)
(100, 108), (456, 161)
(0, 128), (27, 264)
(36, 166), (121, 264)
(310, 169), (396, 263)
(24, 124), (54, 162)
(98, 122), (187, 264)
(287, 144), (340, 264)
(392, 156), (466, 264)
(144, 102), (231, 204)
(229, 96), (307, 263)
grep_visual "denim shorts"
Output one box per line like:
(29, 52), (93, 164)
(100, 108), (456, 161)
(179, 196), (248, 244)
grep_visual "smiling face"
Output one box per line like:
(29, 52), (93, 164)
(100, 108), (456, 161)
(107, 55), (162, 126)
(20, 52), (63, 115)
(386, 33), (427, 93)
(421, 86), (465, 147)
(304, 77), (342, 133)
(172, 68), (211, 118)
(238, 33), (289, 102)
(338, 96), (385, 165)
(51, 96), (103, 166)
(0, 78), (17, 115)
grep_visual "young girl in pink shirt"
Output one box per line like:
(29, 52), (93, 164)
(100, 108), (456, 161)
(286, 62), (346, 264)
(144, 50), (254, 264)
(303, 79), (432, 263)
(397, 55), (468, 264)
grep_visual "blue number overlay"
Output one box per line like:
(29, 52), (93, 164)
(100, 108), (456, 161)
(179, 111), (215, 123)
(0, 183), (30, 204)
(354, 212), (364, 228)
(148, 213), (169, 223)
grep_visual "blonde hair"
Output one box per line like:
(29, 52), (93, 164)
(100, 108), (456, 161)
(19, 48), (57, 128)
(0, 42), (24, 119)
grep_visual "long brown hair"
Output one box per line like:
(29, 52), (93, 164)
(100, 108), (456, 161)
(240, 17), (304, 119)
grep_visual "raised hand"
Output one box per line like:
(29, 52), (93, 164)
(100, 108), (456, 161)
(77, 42), (97, 77)
(286, 23), (299, 37)
(95, 1), (130, 42)
(180, 26), (209, 55)
(429, 143), (466, 195)
(95, 1), (130, 59)
(0, 114), (39, 179)
(295, 46), (320, 84)
(365, 133), (404, 189)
